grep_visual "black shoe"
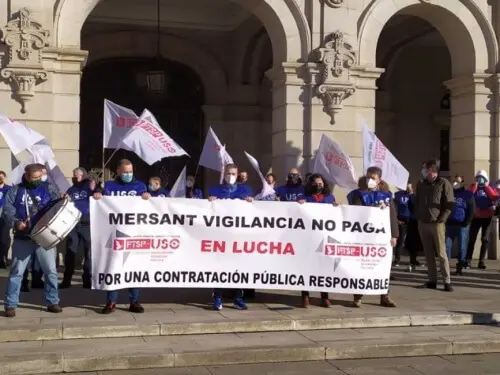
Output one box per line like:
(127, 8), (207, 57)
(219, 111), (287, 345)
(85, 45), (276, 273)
(478, 261), (486, 270)
(47, 304), (63, 313)
(82, 280), (91, 289)
(59, 280), (71, 289)
(419, 282), (437, 289)
(101, 302), (116, 314)
(129, 302), (145, 313)
(456, 263), (463, 276)
(444, 283), (453, 292)
(4, 307), (15, 318)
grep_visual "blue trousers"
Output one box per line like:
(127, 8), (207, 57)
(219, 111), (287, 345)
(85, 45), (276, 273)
(107, 289), (140, 304)
(445, 224), (469, 262)
(5, 239), (59, 308)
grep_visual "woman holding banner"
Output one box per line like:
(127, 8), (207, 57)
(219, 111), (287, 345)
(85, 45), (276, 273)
(298, 173), (336, 308)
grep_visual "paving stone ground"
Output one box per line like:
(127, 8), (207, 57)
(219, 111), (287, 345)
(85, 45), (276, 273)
(40, 353), (500, 374)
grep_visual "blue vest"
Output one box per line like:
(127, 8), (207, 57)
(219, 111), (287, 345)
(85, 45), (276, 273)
(67, 180), (93, 220)
(13, 183), (52, 235)
(150, 189), (170, 197)
(304, 194), (336, 204)
(449, 189), (473, 223)
(394, 190), (411, 220)
(474, 187), (494, 210)
(349, 189), (392, 207)
(104, 179), (147, 196)
(275, 185), (305, 202)
(208, 183), (253, 200)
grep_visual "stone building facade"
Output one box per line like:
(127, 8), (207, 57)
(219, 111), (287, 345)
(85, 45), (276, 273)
(0, 1), (499, 196)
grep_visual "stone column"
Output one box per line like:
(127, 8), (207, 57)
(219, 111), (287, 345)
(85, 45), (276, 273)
(266, 62), (306, 181)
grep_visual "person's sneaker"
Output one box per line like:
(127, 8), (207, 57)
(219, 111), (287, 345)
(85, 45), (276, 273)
(406, 264), (414, 273)
(478, 261), (487, 270)
(444, 283), (454, 292)
(419, 282), (437, 289)
(129, 302), (144, 313)
(47, 304), (63, 313)
(4, 307), (15, 318)
(59, 280), (71, 289)
(465, 260), (472, 269)
(233, 297), (247, 310)
(352, 297), (362, 308)
(380, 295), (396, 308)
(101, 302), (116, 314)
(321, 298), (332, 308)
(302, 295), (310, 308)
(213, 296), (223, 311)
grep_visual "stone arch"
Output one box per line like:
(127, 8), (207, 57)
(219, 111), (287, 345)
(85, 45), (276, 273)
(358, 0), (498, 75)
(82, 31), (228, 105)
(241, 28), (273, 85)
(54, 0), (310, 64)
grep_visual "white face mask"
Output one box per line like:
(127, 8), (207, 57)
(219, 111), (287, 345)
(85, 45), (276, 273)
(41, 175), (48, 182)
(225, 175), (237, 185)
(367, 178), (378, 189)
(186, 180), (194, 188)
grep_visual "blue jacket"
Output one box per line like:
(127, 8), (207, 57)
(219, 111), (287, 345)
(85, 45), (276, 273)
(394, 190), (411, 222)
(347, 189), (392, 207)
(275, 185), (304, 202)
(67, 179), (94, 222)
(2, 178), (59, 239)
(208, 183), (253, 200)
(0, 184), (11, 209)
(103, 179), (147, 196)
(448, 188), (475, 225)
(303, 194), (336, 204)
(150, 189), (170, 197)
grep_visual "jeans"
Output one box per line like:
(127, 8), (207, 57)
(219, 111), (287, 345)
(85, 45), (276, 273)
(5, 239), (59, 308)
(107, 289), (140, 304)
(445, 224), (469, 262)
(63, 224), (91, 283)
(466, 217), (492, 261)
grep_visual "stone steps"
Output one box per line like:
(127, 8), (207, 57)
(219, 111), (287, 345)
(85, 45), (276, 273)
(4, 324), (500, 374)
(2, 310), (499, 343)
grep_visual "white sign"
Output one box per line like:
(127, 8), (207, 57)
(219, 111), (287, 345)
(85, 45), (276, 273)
(313, 134), (358, 190)
(91, 198), (392, 294)
(121, 109), (188, 165)
(103, 99), (138, 151)
(362, 122), (409, 190)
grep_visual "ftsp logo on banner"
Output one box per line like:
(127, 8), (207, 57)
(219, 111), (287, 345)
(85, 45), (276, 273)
(324, 244), (387, 258)
(113, 237), (181, 251)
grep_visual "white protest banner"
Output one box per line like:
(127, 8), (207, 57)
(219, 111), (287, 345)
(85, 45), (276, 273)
(0, 115), (45, 155)
(169, 166), (187, 198)
(121, 109), (188, 165)
(244, 151), (275, 199)
(312, 134), (358, 190)
(91, 198), (392, 294)
(199, 127), (233, 172)
(103, 99), (139, 150)
(362, 122), (409, 190)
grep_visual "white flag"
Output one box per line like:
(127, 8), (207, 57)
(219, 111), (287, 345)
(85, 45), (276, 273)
(168, 166), (187, 198)
(244, 151), (275, 199)
(218, 145), (234, 184)
(120, 109), (188, 165)
(103, 99), (139, 150)
(0, 115), (45, 155)
(312, 134), (358, 190)
(362, 121), (409, 190)
(199, 127), (233, 172)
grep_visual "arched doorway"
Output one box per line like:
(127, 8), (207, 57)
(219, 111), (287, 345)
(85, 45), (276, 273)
(80, 58), (204, 185)
(375, 14), (451, 181)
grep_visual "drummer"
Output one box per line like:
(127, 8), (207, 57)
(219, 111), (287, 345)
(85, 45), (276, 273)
(2, 163), (62, 317)
(93, 159), (151, 314)
(60, 167), (95, 289)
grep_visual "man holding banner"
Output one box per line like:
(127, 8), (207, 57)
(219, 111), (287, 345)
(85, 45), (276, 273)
(348, 166), (398, 308)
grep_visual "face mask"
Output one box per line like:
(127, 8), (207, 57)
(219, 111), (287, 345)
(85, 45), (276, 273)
(148, 185), (157, 192)
(28, 179), (42, 188)
(186, 181), (194, 188)
(287, 174), (300, 185)
(367, 178), (378, 190)
(225, 175), (237, 185)
(41, 175), (47, 182)
(312, 184), (323, 193)
(477, 177), (486, 185)
(121, 173), (133, 183)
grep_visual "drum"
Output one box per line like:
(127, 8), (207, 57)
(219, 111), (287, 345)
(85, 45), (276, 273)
(30, 198), (82, 249)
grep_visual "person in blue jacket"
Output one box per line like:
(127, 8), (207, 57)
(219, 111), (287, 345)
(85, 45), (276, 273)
(93, 159), (151, 315)
(186, 175), (203, 199)
(148, 176), (169, 197)
(208, 163), (253, 311)
(0, 171), (11, 268)
(275, 168), (304, 202)
(60, 167), (95, 289)
(447, 176), (475, 275)
(298, 173), (336, 308)
(2, 163), (62, 317)
(392, 182), (413, 267)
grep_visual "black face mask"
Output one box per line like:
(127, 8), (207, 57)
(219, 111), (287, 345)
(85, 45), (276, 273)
(312, 184), (323, 193)
(27, 180), (42, 188)
(287, 173), (301, 185)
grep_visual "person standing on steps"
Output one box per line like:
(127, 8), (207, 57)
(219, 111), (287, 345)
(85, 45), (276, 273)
(275, 168), (304, 202)
(0, 171), (11, 269)
(465, 170), (498, 270)
(446, 175), (475, 275)
(393, 182), (413, 268)
(415, 159), (455, 292)
(297, 173), (336, 308)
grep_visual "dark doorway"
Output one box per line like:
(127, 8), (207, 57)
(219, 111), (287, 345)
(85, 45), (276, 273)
(80, 57), (205, 187)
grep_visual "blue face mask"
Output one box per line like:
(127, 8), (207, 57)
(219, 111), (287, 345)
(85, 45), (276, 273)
(120, 173), (133, 183)
(148, 184), (157, 192)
